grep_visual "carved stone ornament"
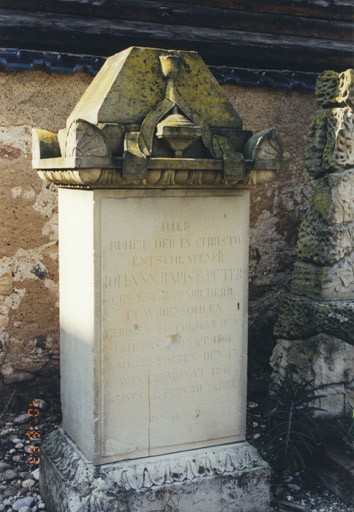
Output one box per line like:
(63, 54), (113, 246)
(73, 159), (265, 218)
(32, 47), (282, 188)
(39, 429), (270, 512)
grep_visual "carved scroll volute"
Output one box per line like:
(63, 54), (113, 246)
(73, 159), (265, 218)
(244, 128), (283, 185)
(122, 132), (147, 180)
(65, 120), (111, 161)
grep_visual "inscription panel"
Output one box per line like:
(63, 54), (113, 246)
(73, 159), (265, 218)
(101, 194), (248, 459)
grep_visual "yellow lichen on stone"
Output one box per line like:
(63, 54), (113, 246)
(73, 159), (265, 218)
(32, 46), (282, 186)
(311, 178), (332, 220)
(32, 128), (61, 161)
(316, 69), (354, 108)
(316, 70), (341, 107)
(339, 69), (354, 109)
(67, 47), (242, 129)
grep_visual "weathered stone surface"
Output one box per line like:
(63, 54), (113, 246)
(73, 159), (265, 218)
(274, 293), (354, 345)
(312, 444), (354, 506)
(316, 69), (354, 109)
(297, 209), (354, 265)
(305, 109), (329, 178)
(40, 429), (270, 512)
(270, 334), (354, 386)
(304, 169), (354, 228)
(291, 256), (354, 300)
(323, 107), (354, 172)
(305, 69), (354, 177)
(270, 334), (354, 415)
(305, 107), (354, 177)
(272, 69), (354, 416)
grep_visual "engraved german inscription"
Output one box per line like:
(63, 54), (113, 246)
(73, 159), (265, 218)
(101, 195), (248, 457)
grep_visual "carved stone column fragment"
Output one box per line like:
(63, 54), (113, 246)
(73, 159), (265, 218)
(33, 47), (282, 512)
(271, 69), (354, 416)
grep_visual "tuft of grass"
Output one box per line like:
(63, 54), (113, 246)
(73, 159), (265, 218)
(267, 370), (326, 469)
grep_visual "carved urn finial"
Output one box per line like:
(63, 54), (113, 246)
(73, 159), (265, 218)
(159, 55), (179, 104)
(156, 109), (201, 158)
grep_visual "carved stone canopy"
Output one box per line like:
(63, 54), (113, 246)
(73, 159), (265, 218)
(32, 47), (282, 188)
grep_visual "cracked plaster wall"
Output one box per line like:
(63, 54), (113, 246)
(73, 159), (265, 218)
(0, 71), (316, 386)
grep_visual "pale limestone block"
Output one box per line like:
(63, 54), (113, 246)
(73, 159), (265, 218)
(272, 334), (354, 387)
(311, 338), (354, 387)
(59, 187), (249, 465)
(270, 334), (354, 416)
(268, 339), (292, 383)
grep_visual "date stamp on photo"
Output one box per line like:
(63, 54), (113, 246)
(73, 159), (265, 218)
(26, 399), (41, 465)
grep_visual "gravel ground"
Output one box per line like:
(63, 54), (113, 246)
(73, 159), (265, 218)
(0, 397), (353, 511)
(0, 399), (61, 512)
(247, 400), (354, 512)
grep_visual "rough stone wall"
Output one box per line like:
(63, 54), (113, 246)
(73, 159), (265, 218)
(225, 85), (316, 331)
(0, 71), (316, 387)
(0, 71), (92, 386)
(270, 70), (354, 416)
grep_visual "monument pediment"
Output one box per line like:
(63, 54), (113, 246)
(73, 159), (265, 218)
(33, 47), (282, 188)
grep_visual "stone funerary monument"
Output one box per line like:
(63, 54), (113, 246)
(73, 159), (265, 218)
(32, 47), (282, 511)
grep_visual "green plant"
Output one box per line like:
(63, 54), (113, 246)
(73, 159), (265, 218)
(339, 409), (354, 458)
(267, 370), (326, 469)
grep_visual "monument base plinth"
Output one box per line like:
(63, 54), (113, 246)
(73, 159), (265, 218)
(40, 429), (270, 512)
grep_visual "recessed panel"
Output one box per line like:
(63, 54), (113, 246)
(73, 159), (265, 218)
(100, 193), (248, 460)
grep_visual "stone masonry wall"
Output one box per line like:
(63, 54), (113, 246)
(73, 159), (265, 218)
(0, 70), (316, 387)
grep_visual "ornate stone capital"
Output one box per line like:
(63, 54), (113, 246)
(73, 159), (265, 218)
(32, 47), (282, 189)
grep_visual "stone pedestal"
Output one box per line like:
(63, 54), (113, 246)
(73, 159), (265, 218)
(40, 430), (270, 512)
(33, 46), (282, 511)
(59, 188), (249, 465)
